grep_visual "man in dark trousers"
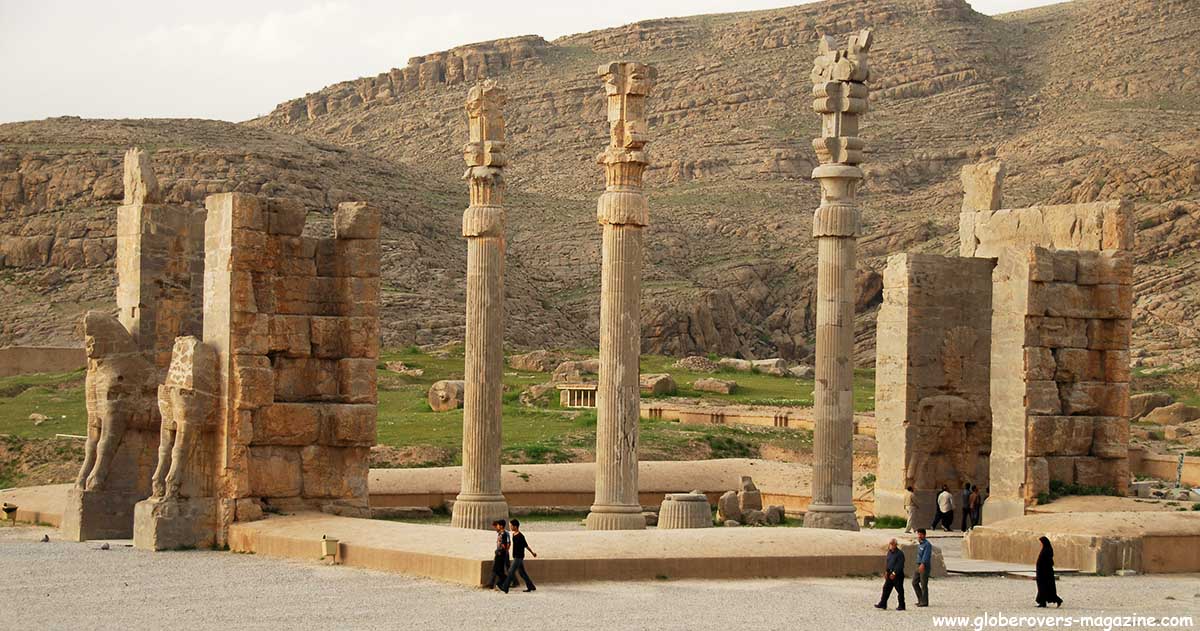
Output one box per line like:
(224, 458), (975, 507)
(500, 519), (537, 593)
(912, 528), (932, 607)
(960, 483), (973, 531)
(874, 538), (906, 610)
(485, 519), (516, 589)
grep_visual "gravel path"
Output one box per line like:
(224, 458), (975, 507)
(4, 525), (1197, 631)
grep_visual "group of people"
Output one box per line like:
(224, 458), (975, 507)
(875, 530), (1064, 611)
(485, 519), (537, 593)
(902, 483), (985, 533)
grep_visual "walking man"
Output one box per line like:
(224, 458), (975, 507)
(968, 485), (981, 530)
(935, 485), (954, 531)
(903, 485), (917, 533)
(912, 528), (932, 607)
(875, 538), (906, 610)
(500, 519), (537, 593)
(485, 519), (512, 589)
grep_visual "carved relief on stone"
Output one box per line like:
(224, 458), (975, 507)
(942, 325), (979, 390)
(75, 311), (155, 491)
(151, 336), (218, 500)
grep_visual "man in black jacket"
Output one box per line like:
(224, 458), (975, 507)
(875, 538), (906, 611)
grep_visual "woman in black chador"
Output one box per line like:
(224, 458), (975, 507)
(1035, 536), (1064, 608)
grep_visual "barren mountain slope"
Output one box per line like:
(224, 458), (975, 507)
(0, 118), (580, 348)
(1, 0), (1197, 367)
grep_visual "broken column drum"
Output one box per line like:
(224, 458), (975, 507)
(804, 30), (873, 531)
(587, 61), (656, 531)
(452, 79), (511, 529)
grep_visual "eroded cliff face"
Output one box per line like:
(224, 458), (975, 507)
(3, 0), (1199, 366)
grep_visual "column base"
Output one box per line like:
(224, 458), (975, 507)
(450, 494), (509, 530)
(803, 504), (860, 531)
(586, 504), (646, 530)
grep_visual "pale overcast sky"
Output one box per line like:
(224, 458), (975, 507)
(0, 0), (1063, 124)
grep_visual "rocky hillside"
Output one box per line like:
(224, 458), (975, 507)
(1, 0), (1197, 367)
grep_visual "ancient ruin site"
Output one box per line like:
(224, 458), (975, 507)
(1, 0), (1199, 629)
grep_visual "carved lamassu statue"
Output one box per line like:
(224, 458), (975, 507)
(151, 336), (217, 500)
(75, 311), (155, 491)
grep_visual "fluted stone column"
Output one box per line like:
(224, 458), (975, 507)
(587, 61), (656, 531)
(804, 30), (873, 531)
(451, 80), (509, 529)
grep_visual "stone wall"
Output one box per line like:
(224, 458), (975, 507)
(0, 346), (84, 378)
(960, 200), (1134, 258)
(987, 246), (1133, 522)
(874, 253), (994, 524)
(203, 193), (380, 538)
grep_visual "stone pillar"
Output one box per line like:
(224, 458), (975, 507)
(452, 80), (510, 529)
(587, 61), (656, 531)
(804, 31), (872, 531)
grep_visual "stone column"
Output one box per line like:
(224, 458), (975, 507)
(587, 61), (656, 531)
(804, 30), (872, 531)
(451, 80), (510, 529)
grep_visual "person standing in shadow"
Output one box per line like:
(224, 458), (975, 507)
(1035, 536), (1063, 608)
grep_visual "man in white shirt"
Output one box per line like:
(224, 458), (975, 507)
(936, 485), (954, 532)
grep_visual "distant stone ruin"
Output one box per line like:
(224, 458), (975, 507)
(875, 160), (1134, 525)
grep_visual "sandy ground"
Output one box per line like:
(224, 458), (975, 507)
(3, 525), (1198, 631)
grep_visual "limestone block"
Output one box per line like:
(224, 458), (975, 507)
(324, 404), (376, 447)
(1075, 251), (1099, 285)
(269, 315), (311, 357)
(248, 446), (302, 497)
(1103, 350), (1130, 383)
(960, 161), (1004, 212)
(788, 365), (815, 379)
(319, 238), (381, 278)
(1024, 317), (1083, 349)
(1059, 382), (1128, 417)
(233, 354), (273, 410)
(1026, 457), (1049, 501)
(1045, 456), (1076, 485)
(1073, 457), (1112, 488)
(1025, 347), (1056, 381)
(1086, 318), (1130, 351)
(1026, 416), (1095, 456)
(717, 357), (752, 372)
(1026, 381), (1062, 416)
(251, 404), (321, 446)
(267, 198), (307, 236)
(1101, 201), (1134, 251)
(1027, 247), (1055, 282)
(227, 310), (270, 356)
(1052, 251), (1077, 282)
(273, 275), (324, 315)
(334, 278), (382, 318)
(230, 229), (272, 272)
(1090, 417), (1128, 458)
(337, 358), (378, 404)
(716, 490), (741, 522)
(639, 373), (677, 395)
(751, 358), (788, 376)
(694, 378), (736, 394)
(742, 509), (768, 526)
(428, 380), (466, 412)
(1096, 250), (1133, 285)
(133, 496), (218, 551)
(1052, 348), (1096, 382)
(334, 202), (380, 240)
(301, 445), (368, 498)
(738, 489), (763, 514)
(123, 148), (161, 205)
(273, 357), (338, 402)
(271, 236), (318, 276)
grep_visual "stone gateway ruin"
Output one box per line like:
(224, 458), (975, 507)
(875, 161), (1134, 525)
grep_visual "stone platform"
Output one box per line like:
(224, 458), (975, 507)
(228, 512), (945, 586)
(963, 511), (1200, 575)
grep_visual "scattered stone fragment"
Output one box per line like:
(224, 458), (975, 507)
(427, 380), (465, 412)
(672, 356), (719, 373)
(639, 373), (677, 395)
(717, 490), (742, 523)
(788, 365), (815, 379)
(694, 378), (737, 394)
